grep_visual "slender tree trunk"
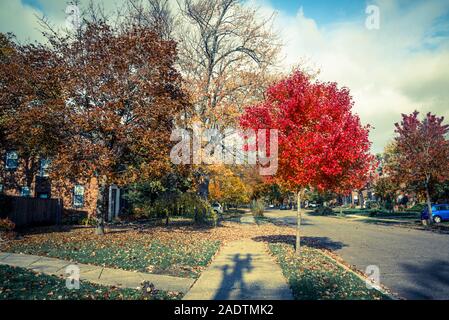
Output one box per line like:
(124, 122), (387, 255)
(95, 182), (106, 236)
(359, 191), (365, 209)
(425, 185), (433, 226)
(295, 189), (303, 255)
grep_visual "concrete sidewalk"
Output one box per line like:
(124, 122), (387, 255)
(183, 240), (293, 300)
(0, 252), (194, 293)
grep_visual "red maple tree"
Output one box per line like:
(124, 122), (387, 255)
(241, 71), (374, 253)
(392, 111), (449, 225)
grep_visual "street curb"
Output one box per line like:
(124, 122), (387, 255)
(319, 249), (401, 300)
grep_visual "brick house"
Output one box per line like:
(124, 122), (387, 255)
(0, 150), (123, 221)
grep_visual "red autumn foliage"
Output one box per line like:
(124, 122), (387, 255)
(240, 71), (374, 195)
(241, 71), (374, 253)
(392, 111), (449, 222)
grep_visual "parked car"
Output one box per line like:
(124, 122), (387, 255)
(280, 204), (289, 210)
(308, 202), (318, 209)
(212, 203), (223, 215)
(421, 204), (449, 224)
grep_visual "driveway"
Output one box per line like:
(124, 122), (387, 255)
(264, 210), (449, 300)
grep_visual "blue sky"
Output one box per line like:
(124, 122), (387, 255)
(22, 0), (42, 10)
(21, 0), (365, 20)
(270, 0), (366, 25)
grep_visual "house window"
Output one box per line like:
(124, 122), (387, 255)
(73, 185), (85, 208)
(39, 158), (51, 177)
(21, 186), (31, 197)
(5, 151), (18, 170)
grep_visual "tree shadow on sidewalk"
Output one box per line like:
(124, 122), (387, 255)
(213, 254), (254, 300)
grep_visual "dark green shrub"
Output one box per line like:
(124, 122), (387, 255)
(406, 203), (425, 212)
(365, 200), (380, 209)
(251, 199), (265, 217)
(61, 210), (88, 225)
(314, 206), (334, 216)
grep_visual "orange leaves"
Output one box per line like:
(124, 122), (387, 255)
(42, 22), (188, 185)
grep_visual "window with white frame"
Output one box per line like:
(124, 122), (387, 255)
(39, 158), (51, 177)
(20, 186), (31, 197)
(5, 151), (18, 170)
(73, 185), (85, 208)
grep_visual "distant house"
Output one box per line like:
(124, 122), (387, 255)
(0, 150), (123, 221)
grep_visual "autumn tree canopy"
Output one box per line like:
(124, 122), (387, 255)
(1, 15), (186, 233)
(241, 71), (374, 253)
(0, 33), (66, 190)
(209, 165), (250, 207)
(388, 111), (449, 224)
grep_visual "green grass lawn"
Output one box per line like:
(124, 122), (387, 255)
(269, 243), (389, 300)
(0, 265), (179, 300)
(2, 227), (221, 278)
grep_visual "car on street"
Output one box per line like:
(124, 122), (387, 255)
(421, 204), (449, 223)
(212, 203), (223, 215)
(307, 202), (318, 209)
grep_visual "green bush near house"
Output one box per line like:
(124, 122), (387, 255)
(61, 210), (88, 225)
(313, 206), (335, 216)
(405, 203), (426, 213)
(250, 199), (265, 217)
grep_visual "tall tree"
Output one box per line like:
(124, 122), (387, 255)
(391, 111), (449, 225)
(126, 0), (175, 40)
(0, 33), (65, 191)
(177, 0), (281, 127)
(241, 71), (374, 254)
(125, 0), (282, 201)
(46, 21), (187, 234)
(176, 0), (281, 200)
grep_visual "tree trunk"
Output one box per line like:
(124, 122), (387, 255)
(425, 185), (433, 226)
(359, 191), (365, 209)
(295, 190), (303, 255)
(95, 181), (106, 236)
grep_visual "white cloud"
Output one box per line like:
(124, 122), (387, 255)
(0, 0), (46, 43)
(255, 0), (449, 153)
(0, 0), (121, 43)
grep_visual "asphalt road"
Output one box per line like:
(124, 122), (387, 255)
(264, 210), (449, 300)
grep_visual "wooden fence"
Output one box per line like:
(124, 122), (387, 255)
(0, 196), (62, 227)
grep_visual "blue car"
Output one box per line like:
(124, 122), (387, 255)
(421, 204), (449, 224)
